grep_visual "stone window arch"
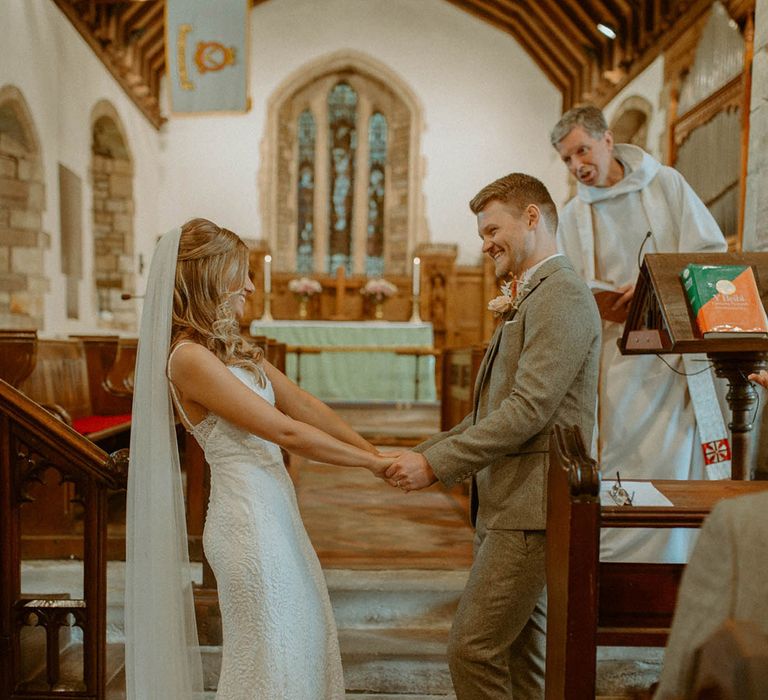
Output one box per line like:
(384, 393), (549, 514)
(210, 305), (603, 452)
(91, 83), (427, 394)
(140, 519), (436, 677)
(609, 95), (653, 149)
(0, 85), (48, 330)
(90, 101), (135, 330)
(260, 50), (425, 276)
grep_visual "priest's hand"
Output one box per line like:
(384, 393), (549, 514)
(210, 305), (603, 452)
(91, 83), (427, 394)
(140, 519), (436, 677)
(749, 369), (768, 390)
(612, 283), (634, 310)
(385, 451), (438, 492)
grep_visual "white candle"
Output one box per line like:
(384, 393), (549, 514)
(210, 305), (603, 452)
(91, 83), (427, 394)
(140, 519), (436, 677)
(264, 254), (272, 294)
(412, 256), (420, 296)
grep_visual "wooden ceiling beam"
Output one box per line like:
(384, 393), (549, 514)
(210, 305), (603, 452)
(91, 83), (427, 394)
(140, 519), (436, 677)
(445, 0), (573, 91)
(498, 5), (583, 94)
(512, 0), (590, 68)
(512, 0), (593, 101)
(55, 0), (757, 130)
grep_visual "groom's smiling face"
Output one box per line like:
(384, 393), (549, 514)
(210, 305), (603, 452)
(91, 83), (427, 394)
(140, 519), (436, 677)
(477, 200), (536, 279)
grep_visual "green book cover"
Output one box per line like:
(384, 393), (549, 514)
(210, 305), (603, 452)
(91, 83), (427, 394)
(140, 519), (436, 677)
(680, 264), (745, 317)
(680, 263), (767, 336)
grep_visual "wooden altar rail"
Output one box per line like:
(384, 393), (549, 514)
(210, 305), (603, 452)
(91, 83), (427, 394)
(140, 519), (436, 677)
(285, 344), (441, 402)
(545, 424), (768, 699)
(0, 378), (128, 700)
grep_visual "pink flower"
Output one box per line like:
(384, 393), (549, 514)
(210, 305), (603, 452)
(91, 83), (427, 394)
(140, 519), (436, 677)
(488, 294), (515, 316)
(487, 278), (528, 317)
(361, 278), (398, 299)
(288, 277), (322, 296)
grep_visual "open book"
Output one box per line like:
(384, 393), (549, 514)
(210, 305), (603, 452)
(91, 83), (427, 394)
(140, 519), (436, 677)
(588, 279), (628, 324)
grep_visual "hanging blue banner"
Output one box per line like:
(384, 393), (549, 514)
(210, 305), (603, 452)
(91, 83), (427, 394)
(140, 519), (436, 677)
(166, 0), (249, 113)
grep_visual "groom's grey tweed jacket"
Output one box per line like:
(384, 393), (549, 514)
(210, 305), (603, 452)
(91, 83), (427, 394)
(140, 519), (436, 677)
(417, 255), (601, 530)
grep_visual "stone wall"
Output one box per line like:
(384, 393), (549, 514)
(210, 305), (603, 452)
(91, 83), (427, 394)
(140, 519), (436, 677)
(90, 109), (135, 331)
(0, 86), (49, 330)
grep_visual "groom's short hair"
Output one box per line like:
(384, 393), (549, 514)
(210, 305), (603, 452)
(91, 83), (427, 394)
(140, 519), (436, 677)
(469, 173), (558, 234)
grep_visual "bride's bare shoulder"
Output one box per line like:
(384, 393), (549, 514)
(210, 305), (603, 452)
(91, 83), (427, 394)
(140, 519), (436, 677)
(169, 341), (222, 379)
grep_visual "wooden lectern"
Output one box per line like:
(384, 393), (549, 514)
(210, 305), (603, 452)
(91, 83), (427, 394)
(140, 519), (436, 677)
(620, 252), (768, 479)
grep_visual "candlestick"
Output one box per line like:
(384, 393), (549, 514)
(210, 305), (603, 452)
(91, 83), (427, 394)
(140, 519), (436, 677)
(409, 293), (422, 323)
(261, 292), (273, 321)
(412, 256), (420, 296)
(264, 254), (272, 294)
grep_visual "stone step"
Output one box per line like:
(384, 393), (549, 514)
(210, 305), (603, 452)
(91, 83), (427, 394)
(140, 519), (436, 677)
(19, 640), (124, 694)
(326, 569), (467, 630)
(200, 627), (454, 695)
(21, 563), (467, 637)
(342, 628), (453, 695)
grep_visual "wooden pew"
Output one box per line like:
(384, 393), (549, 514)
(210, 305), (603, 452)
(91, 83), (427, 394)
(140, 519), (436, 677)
(3, 336), (134, 559)
(440, 344), (486, 431)
(545, 424), (768, 699)
(17, 338), (132, 452)
(1, 378), (128, 697)
(102, 337), (137, 397)
(70, 334), (135, 413)
(0, 329), (38, 387)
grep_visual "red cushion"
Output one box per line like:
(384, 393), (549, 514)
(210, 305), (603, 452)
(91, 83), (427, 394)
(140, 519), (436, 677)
(72, 414), (132, 435)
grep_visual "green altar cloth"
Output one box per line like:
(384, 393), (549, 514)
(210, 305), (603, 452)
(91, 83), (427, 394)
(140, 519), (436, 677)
(249, 320), (436, 402)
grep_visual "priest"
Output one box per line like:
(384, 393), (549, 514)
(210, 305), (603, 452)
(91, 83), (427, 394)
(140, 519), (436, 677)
(551, 104), (729, 563)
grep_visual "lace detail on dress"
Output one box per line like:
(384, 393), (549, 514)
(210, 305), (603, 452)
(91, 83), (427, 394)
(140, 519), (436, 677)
(188, 412), (218, 447)
(199, 365), (344, 699)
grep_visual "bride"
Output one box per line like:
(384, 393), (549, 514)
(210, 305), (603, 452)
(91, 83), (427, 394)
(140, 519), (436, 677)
(125, 219), (394, 699)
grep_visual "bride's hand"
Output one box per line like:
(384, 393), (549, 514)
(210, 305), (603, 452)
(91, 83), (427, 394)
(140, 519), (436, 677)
(368, 454), (395, 479)
(378, 449), (405, 458)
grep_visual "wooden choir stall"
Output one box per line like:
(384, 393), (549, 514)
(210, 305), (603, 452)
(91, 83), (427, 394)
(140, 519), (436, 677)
(545, 252), (768, 697)
(545, 424), (768, 699)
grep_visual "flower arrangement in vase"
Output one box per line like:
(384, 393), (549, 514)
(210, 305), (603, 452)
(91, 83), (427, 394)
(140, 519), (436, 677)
(360, 278), (398, 319)
(288, 277), (322, 319)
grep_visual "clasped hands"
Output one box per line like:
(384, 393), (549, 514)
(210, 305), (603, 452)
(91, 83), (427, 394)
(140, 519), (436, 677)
(376, 450), (438, 493)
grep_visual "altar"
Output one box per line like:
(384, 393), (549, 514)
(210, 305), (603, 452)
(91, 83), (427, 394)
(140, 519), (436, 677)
(248, 320), (437, 402)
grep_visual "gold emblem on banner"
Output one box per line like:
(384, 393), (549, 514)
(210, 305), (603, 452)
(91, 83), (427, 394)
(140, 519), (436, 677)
(194, 41), (237, 73)
(176, 24), (194, 90)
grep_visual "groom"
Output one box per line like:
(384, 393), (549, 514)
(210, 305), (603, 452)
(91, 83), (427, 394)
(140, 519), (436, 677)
(386, 173), (601, 699)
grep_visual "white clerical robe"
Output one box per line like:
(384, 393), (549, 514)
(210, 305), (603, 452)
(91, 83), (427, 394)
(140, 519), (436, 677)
(557, 144), (727, 563)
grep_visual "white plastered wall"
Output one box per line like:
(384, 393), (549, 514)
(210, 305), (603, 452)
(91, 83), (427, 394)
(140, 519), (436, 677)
(0, 0), (162, 334)
(158, 0), (566, 266)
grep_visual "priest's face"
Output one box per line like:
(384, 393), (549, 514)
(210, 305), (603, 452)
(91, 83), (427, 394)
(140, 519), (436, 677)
(477, 200), (536, 278)
(555, 125), (615, 187)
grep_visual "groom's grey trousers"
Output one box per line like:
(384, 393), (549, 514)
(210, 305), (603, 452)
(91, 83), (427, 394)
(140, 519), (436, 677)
(447, 520), (547, 700)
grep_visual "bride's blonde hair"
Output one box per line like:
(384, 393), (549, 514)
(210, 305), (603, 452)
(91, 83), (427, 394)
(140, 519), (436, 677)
(172, 218), (264, 377)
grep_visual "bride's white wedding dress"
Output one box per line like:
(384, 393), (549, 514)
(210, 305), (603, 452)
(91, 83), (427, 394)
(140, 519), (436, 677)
(171, 354), (345, 699)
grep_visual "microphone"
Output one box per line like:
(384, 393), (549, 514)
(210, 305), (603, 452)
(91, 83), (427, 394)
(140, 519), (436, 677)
(636, 231), (652, 270)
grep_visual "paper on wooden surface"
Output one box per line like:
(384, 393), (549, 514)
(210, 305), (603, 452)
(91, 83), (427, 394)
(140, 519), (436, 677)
(600, 480), (674, 507)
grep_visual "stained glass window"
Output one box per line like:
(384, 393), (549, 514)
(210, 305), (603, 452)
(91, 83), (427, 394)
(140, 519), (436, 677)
(365, 112), (387, 277)
(296, 109), (316, 273)
(327, 82), (357, 274)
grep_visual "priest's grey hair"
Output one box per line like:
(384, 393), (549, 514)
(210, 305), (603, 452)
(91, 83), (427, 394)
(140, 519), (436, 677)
(550, 104), (609, 146)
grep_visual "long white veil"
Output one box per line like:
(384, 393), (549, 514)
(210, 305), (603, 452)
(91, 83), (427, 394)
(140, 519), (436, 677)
(125, 227), (204, 698)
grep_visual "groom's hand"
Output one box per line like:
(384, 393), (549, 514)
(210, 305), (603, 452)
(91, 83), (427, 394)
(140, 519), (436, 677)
(385, 451), (438, 492)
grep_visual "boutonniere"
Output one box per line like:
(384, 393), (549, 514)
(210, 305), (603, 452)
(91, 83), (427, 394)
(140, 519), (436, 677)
(487, 278), (530, 317)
